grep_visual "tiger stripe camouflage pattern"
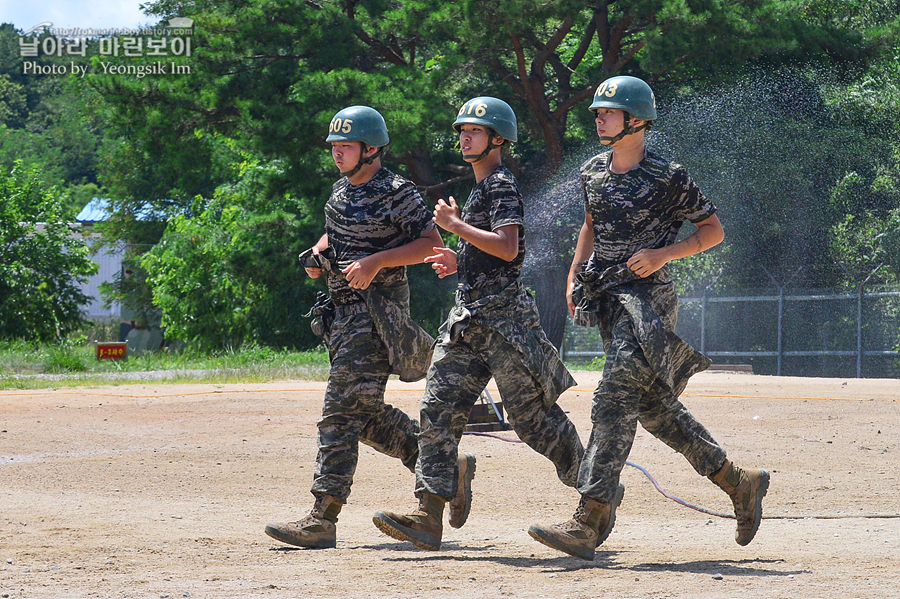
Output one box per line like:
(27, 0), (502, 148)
(455, 165), (525, 292)
(324, 167), (435, 306)
(415, 165), (584, 502)
(311, 166), (434, 503)
(580, 149), (716, 270)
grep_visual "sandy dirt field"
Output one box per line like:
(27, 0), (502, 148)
(1, 371), (898, 599)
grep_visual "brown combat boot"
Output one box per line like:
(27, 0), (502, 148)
(372, 493), (445, 550)
(710, 459), (770, 546)
(527, 483), (625, 561)
(264, 494), (343, 549)
(448, 452), (476, 529)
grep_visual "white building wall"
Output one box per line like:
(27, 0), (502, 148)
(80, 235), (124, 319)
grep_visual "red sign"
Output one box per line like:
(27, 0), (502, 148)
(96, 342), (127, 360)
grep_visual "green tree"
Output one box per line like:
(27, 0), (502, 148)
(0, 25), (107, 216)
(826, 38), (900, 287)
(139, 154), (317, 350)
(0, 163), (98, 341)
(654, 66), (895, 287)
(455, 0), (864, 173)
(134, 0), (465, 196)
(830, 208), (900, 286)
(0, 74), (27, 126)
(140, 198), (266, 351)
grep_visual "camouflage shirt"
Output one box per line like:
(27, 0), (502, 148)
(324, 167), (435, 305)
(456, 165), (525, 292)
(581, 149), (716, 270)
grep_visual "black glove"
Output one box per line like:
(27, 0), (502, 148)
(299, 245), (337, 272)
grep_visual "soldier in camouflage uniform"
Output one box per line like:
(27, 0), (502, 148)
(265, 106), (477, 550)
(528, 76), (770, 561)
(372, 97), (585, 551)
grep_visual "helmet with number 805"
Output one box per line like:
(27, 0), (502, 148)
(452, 97), (517, 142)
(326, 106), (390, 147)
(589, 76), (657, 121)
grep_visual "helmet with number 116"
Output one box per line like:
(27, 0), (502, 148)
(589, 76), (657, 143)
(453, 97), (517, 141)
(452, 96), (517, 161)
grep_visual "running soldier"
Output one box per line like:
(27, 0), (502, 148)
(528, 76), (769, 560)
(372, 97), (585, 551)
(265, 106), (474, 549)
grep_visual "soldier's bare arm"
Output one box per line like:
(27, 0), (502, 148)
(342, 228), (443, 290)
(434, 196), (518, 262)
(626, 214), (724, 278)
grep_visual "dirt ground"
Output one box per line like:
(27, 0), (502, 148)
(1, 371), (898, 599)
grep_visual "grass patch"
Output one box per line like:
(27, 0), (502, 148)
(565, 356), (606, 371)
(0, 340), (331, 389)
(2, 336), (605, 390)
(43, 341), (89, 373)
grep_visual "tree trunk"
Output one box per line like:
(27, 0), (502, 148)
(523, 175), (584, 352)
(396, 147), (442, 202)
(531, 251), (571, 351)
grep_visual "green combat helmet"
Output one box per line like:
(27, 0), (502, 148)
(589, 76), (657, 143)
(326, 105), (389, 177)
(452, 96), (517, 161)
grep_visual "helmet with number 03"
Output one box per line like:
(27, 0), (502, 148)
(452, 97), (518, 142)
(326, 106), (390, 147)
(589, 76), (657, 121)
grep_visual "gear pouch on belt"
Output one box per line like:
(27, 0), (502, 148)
(304, 291), (335, 339)
(571, 278), (599, 328)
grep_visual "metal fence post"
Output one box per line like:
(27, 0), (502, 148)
(777, 286), (784, 376)
(700, 288), (707, 355)
(857, 285), (863, 378)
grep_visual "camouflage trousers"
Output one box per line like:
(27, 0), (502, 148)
(577, 303), (727, 503)
(416, 321), (584, 500)
(311, 307), (420, 503)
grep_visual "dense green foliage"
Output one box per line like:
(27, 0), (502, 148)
(1, 2), (899, 352)
(0, 25), (105, 216)
(0, 163), (98, 341)
(653, 65), (897, 290)
(140, 157), (311, 350)
(824, 42), (900, 288)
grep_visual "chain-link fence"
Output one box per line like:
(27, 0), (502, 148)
(562, 286), (900, 378)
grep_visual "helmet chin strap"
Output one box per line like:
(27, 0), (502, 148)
(462, 129), (502, 162)
(598, 112), (651, 144)
(340, 144), (386, 178)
